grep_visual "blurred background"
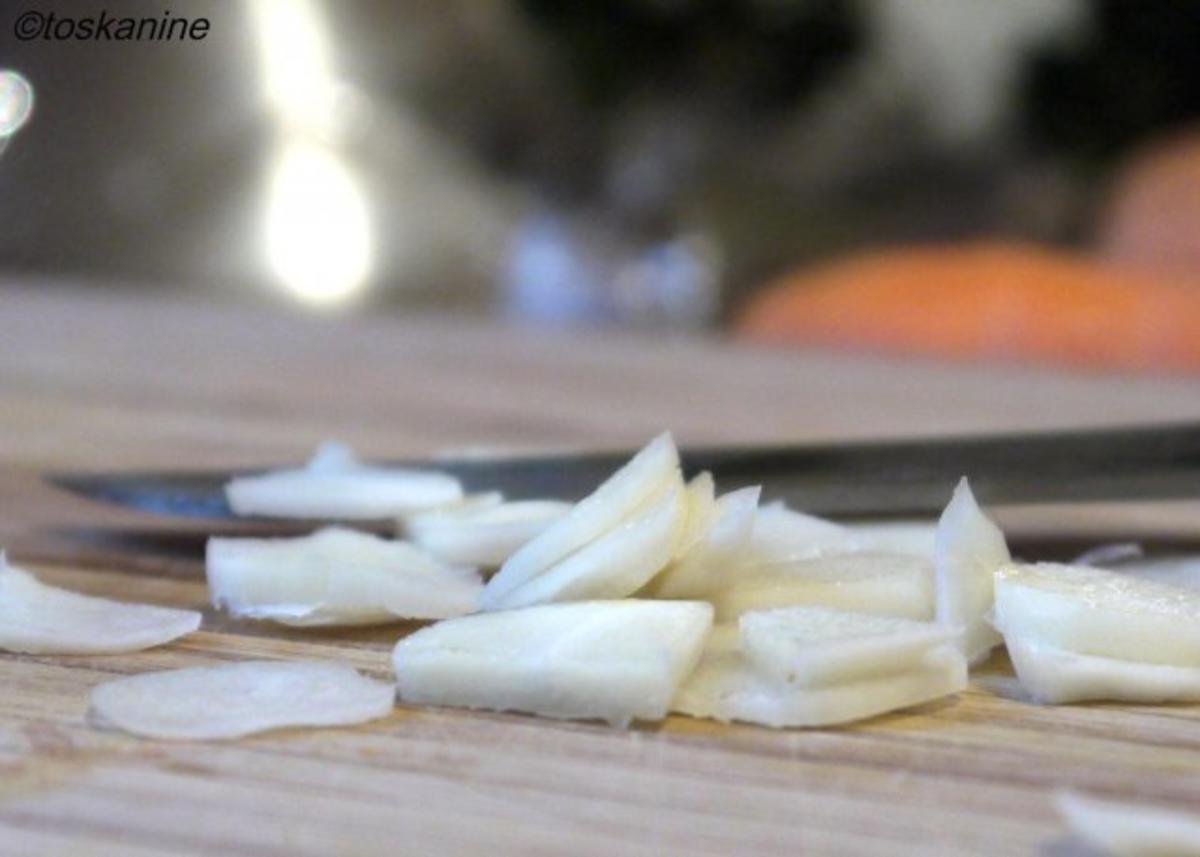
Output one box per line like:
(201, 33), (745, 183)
(2, 0), (1200, 371)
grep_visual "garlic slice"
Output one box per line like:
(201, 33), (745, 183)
(405, 498), (571, 567)
(1113, 555), (1200, 591)
(0, 555), (200, 654)
(711, 552), (934, 622)
(481, 478), (687, 610)
(934, 478), (1008, 664)
(739, 606), (958, 687)
(90, 661), (395, 740)
(993, 563), (1200, 667)
(650, 485), (761, 598)
(1074, 542), (1145, 568)
(207, 527), (481, 626)
(484, 433), (681, 603)
(849, 522), (936, 558)
(393, 599), (713, 727)
(746, 502), (856, 562)
(1056, 791), (1200, 857)
(1005, 637), (1200, 705)
(226, 441), (463, 519)
(673, 633), (965, 728)
(674, 472), (718, 559)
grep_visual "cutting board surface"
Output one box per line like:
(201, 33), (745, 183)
(4, 287), (1200, 856)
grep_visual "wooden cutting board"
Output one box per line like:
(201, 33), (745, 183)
(3, 285), (1200, 856)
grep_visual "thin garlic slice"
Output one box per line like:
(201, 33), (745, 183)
(226, 441), (463, 519)
(484, 432), (681, 603)
(849, 522), (937, 558)
(993, 563), (1200, 667)
(404, 498), (571, 567)
(0, 555), (200, 654)
(393, 599), (713, 727)
(650, 485), (761, 598)
(1113, 555), (1200, 591)
(673, 633), (965, 728)
(1056, 791), (1200, 857)
(1074, 542), (1145, 568)
(481, 478), (686, 610)
(746, 502), (856, 562)
(90, 660), (395, 740)
(934, 478), (1008, 664)
(1005, 637), (1200, 705)
(207, 527), (481, 626)
(710, 552), (934, 622)
(739, 606), (958, 687)
(673, 472), (718, 559)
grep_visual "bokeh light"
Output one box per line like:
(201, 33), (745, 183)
(0, 70), (34, 138)
(264, 141), (372, 307)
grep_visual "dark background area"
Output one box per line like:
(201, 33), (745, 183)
(1, 0), (1199, 329)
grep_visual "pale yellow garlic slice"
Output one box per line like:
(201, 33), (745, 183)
(849, 522), (936, 558)
(207, 527), (481, 626)
(226, 441), (463, 519)
(481, 479), (687, 610)
(0, 555), (200, 654)
(484, 432), (681, 603)
(650, 485), (761, 598)
(710, 552), (934, 622)
(1115, 555), (1200, 591)
(1005, 637), (1200, 705)
(393, 599), (713, 727)
(746, 502), (856, 562)
(934, 478), (1008, 664)
(672, 633), (965, 728)
(404, 498), (571, 567)
(1056, 791), (1200, 857)
(993, 562), (1200, 667)
(90, 661), (395, 740)
(749, 504), (935, 562)
(674, 472), (718, 559)
(739, 606), (958, 687)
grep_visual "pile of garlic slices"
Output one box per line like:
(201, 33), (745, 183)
(7, 431), (1200, 742)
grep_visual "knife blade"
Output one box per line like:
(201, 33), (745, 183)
(48, 422), (1200, 521)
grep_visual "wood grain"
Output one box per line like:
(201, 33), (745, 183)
(3, 283), (1200, 856)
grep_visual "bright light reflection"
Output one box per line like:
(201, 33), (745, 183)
(252, 0), (372, 307)
(250, 0), (337, 136)
(0, 70), (34, 137)
(265, 141), (371, 307)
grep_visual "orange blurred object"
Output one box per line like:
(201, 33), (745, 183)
(736, 243), (1200, 372)
(1099, 129), (1200, 281)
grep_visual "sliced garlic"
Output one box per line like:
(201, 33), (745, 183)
(650, 485), (761, 598)
(226, 441), (463, 519)
(1073, 542), (1145, 568)
(849, 522), (937, 558)
(746, 502), (856, 562)
(481, 478), (687, 610)
(673, 633), (965, 728)
(993, 563), (1200, 667)
(90, 660), (395, 740)
(739, 606), (958, 687)
(207, 527), (481, 626)
(393, 599), (713, 727)
(1005, 637), (1200, 705)
(934, 478), (1008, 664)
(404, 498), (571, 567)
(0, 555), (200, 654)
(484, 432), (681, 603)
(1056, 791), (1200, 857)
(710, 552), (934, 622)
(1113, 555), (1200, 591)
(674, 472), (718, 559)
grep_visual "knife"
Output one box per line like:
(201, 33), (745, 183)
(47, 422), (1200, 522)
